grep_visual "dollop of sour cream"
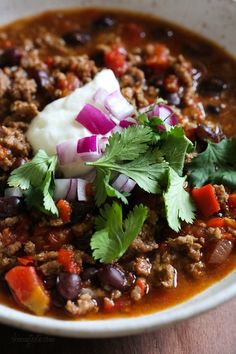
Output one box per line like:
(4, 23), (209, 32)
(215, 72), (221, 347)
(27, 69), (120, 177)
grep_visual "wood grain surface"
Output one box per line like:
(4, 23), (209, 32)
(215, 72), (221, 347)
(1, 298), (236, 354)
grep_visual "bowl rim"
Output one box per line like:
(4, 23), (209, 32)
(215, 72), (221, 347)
(1, 0), (236, 338)
(0, 270), (236, 338)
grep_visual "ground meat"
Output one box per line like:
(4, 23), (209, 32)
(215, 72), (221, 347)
(185, 261), (205, 279)
(7, 68), (37, 102)
(33, 251), (58, 262)
(0, 125), (30, 170)
(214, 184), (229, 213)
(24, 241), (36, 255)
(9, 100), (38, 122)
(4, 241), (21, 256)
(168, 235), (203, 262)
(131, 284), (143, 301)
(0, 253), (16, 273)
(133, 256), (152, 277)
(127, 224), (158, 256)
(171, 54), (194, 106)
(0, 69), (10, 97)
(207, 227), (222, 239)
(66, 293), (98, 316)
(38, 260), (62, 277)
(0, 216), (19, 228)
(151, 254), (177, 288)
(52, 55), (98, 84)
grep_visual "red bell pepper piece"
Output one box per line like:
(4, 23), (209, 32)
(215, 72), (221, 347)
(104, 46), (128, 77)
(5, 266), (50, 315)
(58, 248), (80, 274)
(146, 43), (170, 70)
(207, 217), (226, 228)
(191, 184), (220, 217)
(228, 194), (236, 208)
(56, 199), (72, 223)
(18, 255), (33, 266)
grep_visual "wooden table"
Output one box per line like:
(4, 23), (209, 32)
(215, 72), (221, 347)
(1, 298), (236, 354)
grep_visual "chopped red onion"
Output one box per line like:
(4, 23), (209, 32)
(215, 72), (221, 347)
(208, 240), (233, 265)
(75, 104), (116, 135)
(93, 88), (109, 106)
(153, 104), (178, 127)
(104, 90), (134, 120)
(4, 187), (23, 198)
(77, 135), (102, 162)
(122, 178), (136, 193)
(54, 178), (89, 202)
(112, 174), (136, 193)
(99, 137), (109, 153)
(119, 117), (137, 128)
(66, 179), (77, 202)
(56, 139), (79, 166)
(77, 178), (88, 201)
(54, 179), (72, 201)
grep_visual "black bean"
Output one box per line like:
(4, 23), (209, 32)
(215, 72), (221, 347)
(93, 16), (116, 30)
(98, 265), (126, 290)
(0, 48), (22, 68)
(81, 267), (98, 281)
(31, 69), (50, 89)
(56, 272), (82, 300)
(195, 124), (225, 144)
(62, 30), (91, 46)
(198, 77), (228, 97)
(164, 92), (181, 106)
(44, 276), (57, 290)
(206, 104), (221, 115)
(0, 197), (23, 218)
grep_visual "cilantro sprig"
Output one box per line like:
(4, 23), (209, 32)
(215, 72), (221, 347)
(187, 138), (236, 188)
(8, 149), (58, 216)
(164, 168), (196, 232)
(87, 125), (168, 206)
(90, 202), (148, 263)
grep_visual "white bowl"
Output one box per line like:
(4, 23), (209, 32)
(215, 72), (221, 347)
(0, 0), (236, 338)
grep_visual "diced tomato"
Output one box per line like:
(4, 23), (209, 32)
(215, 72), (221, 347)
(56, 199), (72, 223)
(225, 218), (236, 230)
(103, 297), (115, 312)
(228, 194), (236, 208)
(146, 43), (170, 70)
(104, 46), (128, 77)
(58, 248), (80, 274)
(5, 266), (50, 315)
(135, 278), (146, 296)
(18, 256), (33, 266)
(191, 184), (220, 217)
(207, 217), (226, 228)
(164, 74), (179, 93)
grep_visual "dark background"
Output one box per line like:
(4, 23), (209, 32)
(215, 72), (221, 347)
(1, 298), (236, 354)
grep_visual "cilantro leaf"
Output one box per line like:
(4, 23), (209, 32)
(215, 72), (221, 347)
(161, 126), (193, 175)
(164, 168), (196, 232)
(187, 138), (236, 188)
(94, 169), (129, 206)
(8, 149), (50, 190)
(93, 125), (154, 164)
(91, 202), (148, 263)
(8, 150), (58, 216)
